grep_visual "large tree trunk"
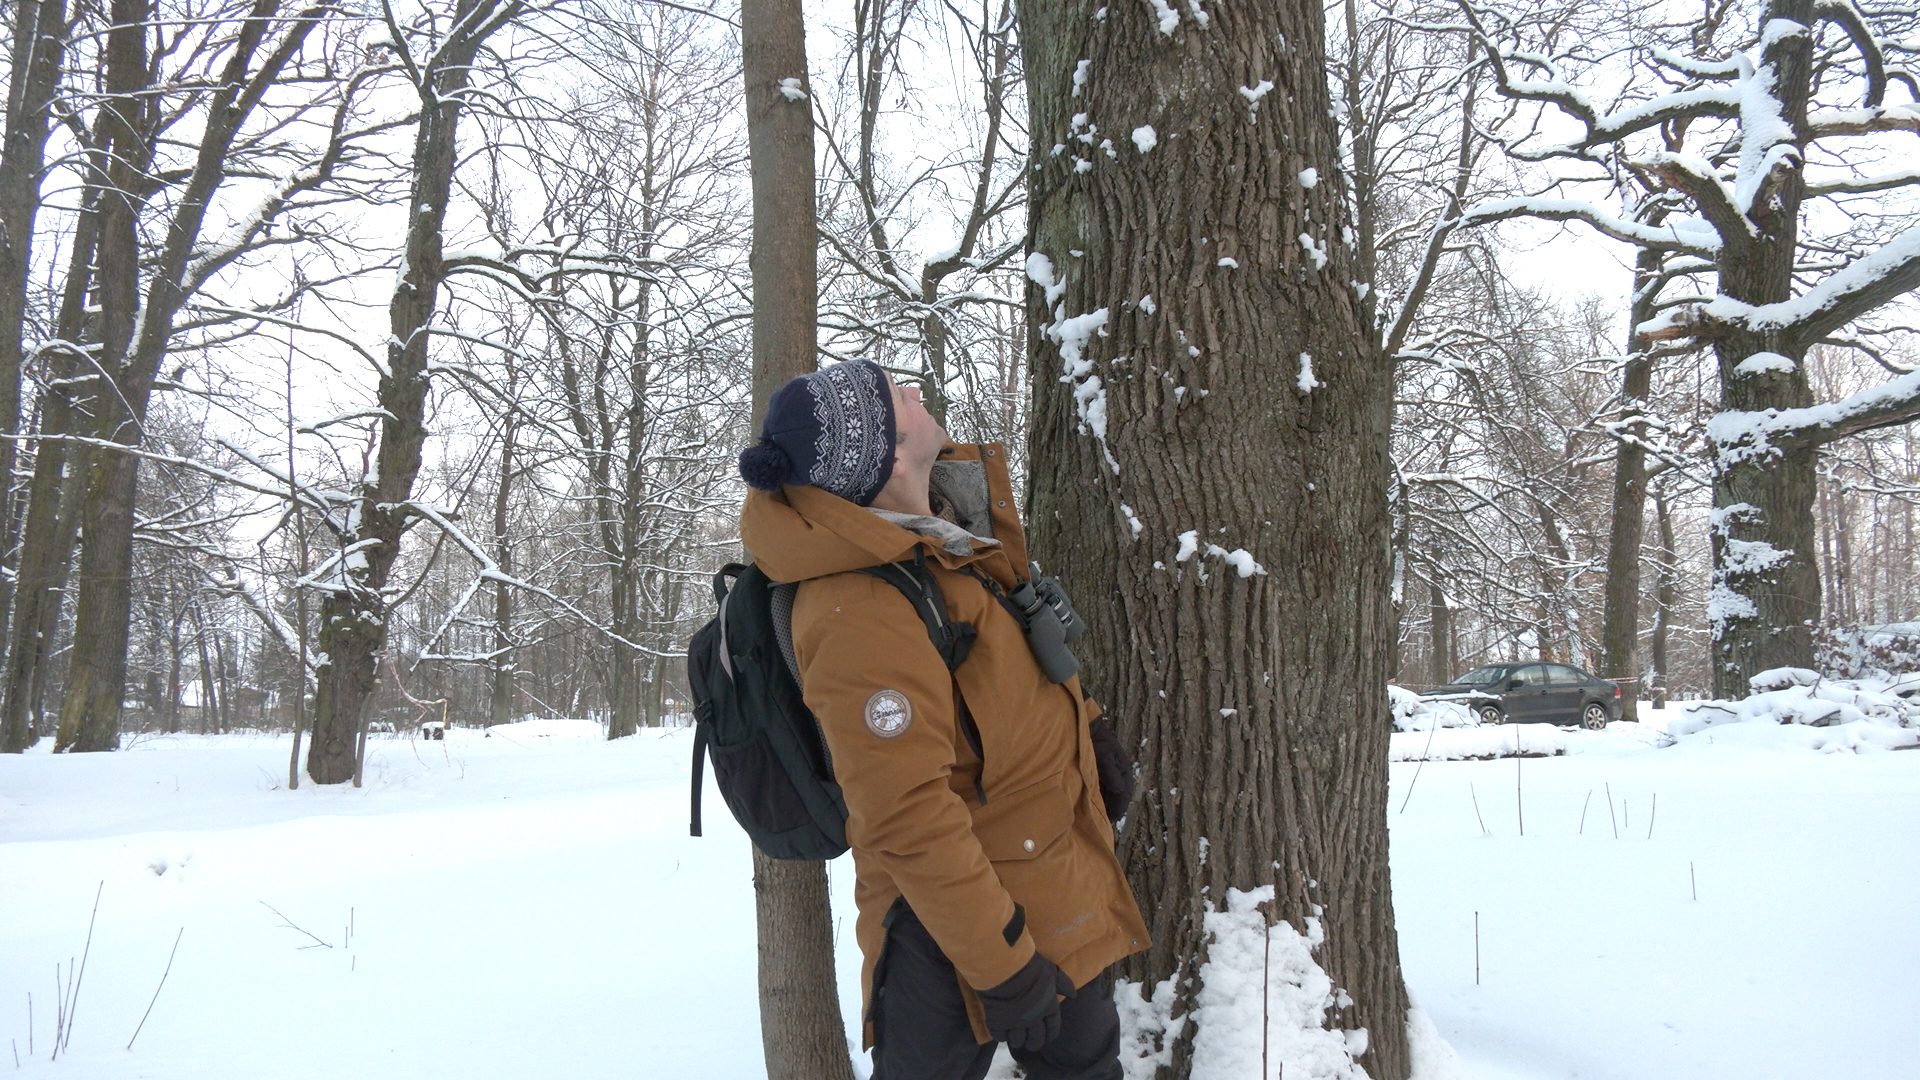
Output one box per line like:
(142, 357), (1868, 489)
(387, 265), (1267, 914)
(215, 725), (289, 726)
(54, 0), (153, 752)
(0, 0), (69, 665)
(0, 179), (98, 753)
(1018, 2), (1411, 1078)
(309, 0), (519, 782)
(60, 0), (321, 752)
(741, 0), (853, 1074)
(1598, 243), (1663, 721)
(1706, 0), (1817, 699)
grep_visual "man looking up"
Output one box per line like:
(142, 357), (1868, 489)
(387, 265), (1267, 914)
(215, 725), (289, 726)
(738, 359), (1146, 1080)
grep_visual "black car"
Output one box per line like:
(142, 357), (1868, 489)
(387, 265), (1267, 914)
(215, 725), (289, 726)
(1429, 662), (1622, 729)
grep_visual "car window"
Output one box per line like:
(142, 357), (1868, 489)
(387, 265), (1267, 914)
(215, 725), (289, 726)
(1452, 666), (1505, 684)
(1514, 665), (1548, 686)
(1547, 664), (1585, 686)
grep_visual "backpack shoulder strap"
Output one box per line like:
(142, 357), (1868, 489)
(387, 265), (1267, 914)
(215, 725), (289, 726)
(859, 549), (976, 673)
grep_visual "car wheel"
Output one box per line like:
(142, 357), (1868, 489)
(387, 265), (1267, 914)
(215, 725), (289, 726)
(1581, 703), (1609, 730)
(1478, 704), (1503, 725)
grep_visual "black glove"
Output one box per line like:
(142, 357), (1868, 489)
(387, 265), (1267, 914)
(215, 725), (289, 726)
(976, 950), (1076, 1050)
(1089, 716), (1135, 823)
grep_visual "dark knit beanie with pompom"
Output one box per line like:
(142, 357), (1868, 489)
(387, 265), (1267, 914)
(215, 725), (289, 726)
(738, 360), (897, 506)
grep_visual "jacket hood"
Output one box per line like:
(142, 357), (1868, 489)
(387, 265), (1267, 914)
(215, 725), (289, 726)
(741, 442), (1027, 584)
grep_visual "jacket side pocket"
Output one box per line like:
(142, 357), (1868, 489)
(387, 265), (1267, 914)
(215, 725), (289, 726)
(969, 774), (1073, 861)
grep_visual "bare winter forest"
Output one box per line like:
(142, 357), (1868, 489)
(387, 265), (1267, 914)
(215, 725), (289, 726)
(0, 0), (1915, 762)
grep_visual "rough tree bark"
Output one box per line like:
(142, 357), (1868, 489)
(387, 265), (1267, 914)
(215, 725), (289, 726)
(1597, 242), (1664, 722)
(0, 0), (70, 663)
(1427, 575), (1453, 686)
(1701, 0), (1818, 698)
(1018, 1), (1411, 1078)
(741, 0), (854, 1074)
(51, 0), (157, 751)
(1649, 478), (1676, 704)
(0, 171), (96, 753)
(308, 0), (522, 782)
(57, 0), (330, 752)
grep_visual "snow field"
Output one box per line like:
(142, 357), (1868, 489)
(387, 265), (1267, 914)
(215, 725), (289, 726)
(0, 726), (804, 1079)
(1, 709), (1916, 1079)
(1389, 711), (1920, 1080)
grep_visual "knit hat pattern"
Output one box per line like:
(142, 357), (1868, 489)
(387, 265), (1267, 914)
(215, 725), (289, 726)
(739, 360), (897, 506)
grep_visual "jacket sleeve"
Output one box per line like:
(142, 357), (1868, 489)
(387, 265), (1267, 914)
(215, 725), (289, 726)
(792, 576), (1037, 991)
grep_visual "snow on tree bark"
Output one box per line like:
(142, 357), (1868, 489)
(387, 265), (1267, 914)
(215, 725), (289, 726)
(1019, 1), (1412, 1077)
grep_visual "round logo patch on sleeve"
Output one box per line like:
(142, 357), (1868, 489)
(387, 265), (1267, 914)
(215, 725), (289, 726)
(864, 689), (913, 738)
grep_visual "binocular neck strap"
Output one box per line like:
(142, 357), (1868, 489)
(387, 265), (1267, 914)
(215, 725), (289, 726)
(961, 565), (1031, 625)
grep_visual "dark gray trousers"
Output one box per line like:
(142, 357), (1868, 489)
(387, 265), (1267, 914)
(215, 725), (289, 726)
(870, 908), (1122, 1080)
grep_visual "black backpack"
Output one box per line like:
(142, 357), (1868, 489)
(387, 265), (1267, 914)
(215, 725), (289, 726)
(687, 553), (975, 860)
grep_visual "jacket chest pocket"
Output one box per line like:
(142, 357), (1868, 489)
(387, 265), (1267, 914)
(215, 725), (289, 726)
(969, 775), (1073, 861)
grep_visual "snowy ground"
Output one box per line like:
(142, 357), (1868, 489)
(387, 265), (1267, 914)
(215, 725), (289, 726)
(2, 709), (1915, 1079)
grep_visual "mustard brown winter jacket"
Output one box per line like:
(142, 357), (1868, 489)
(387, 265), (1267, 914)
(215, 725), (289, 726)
(739, 441), (1149, 1047)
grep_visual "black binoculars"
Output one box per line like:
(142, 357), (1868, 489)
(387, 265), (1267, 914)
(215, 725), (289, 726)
(1010, 562), (1086, 684)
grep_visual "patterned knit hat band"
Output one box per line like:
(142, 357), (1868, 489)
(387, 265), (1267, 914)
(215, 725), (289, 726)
(737, 360), (898, 506)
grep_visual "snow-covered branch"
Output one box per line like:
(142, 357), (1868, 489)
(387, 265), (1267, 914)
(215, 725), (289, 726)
(1708, 369), (1920, 464)
(1457, 197), (1720, 257)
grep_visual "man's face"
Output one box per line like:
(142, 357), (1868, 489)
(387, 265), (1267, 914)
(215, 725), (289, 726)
(888, 376), (948, 476)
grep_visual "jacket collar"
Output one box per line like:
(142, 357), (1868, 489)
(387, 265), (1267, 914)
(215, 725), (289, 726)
(741, 441), (1025, 586)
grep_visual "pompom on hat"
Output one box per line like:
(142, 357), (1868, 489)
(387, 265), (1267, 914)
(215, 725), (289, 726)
(739, 360), (898, 506)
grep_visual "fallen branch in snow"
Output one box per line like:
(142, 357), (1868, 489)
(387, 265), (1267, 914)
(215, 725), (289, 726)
(260, 901), (333, 949)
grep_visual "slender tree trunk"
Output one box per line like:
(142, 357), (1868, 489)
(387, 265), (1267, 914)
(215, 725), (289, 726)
(1650, 481), (1675, 705)
(309, 0), (520, 782)
(1018, 1), (1410, 1076)
(1428, 576), (1453, 686)
(741, 0), (853, 1074)
(165, 612), (183, 734)
(1707, 0), (1817, 698)
(213, 628), (234, 732)
(194, 612), (218, 734)
(607, 293), (651, 741)
(488, 397), (517, 727)
(1598, 244), (1663, 721)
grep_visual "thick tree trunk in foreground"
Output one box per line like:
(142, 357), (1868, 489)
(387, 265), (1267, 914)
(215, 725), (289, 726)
(741, 0), (853, 1075)
(1706, 0), (1816, 699)
(1019, 2), (1411, 1077)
